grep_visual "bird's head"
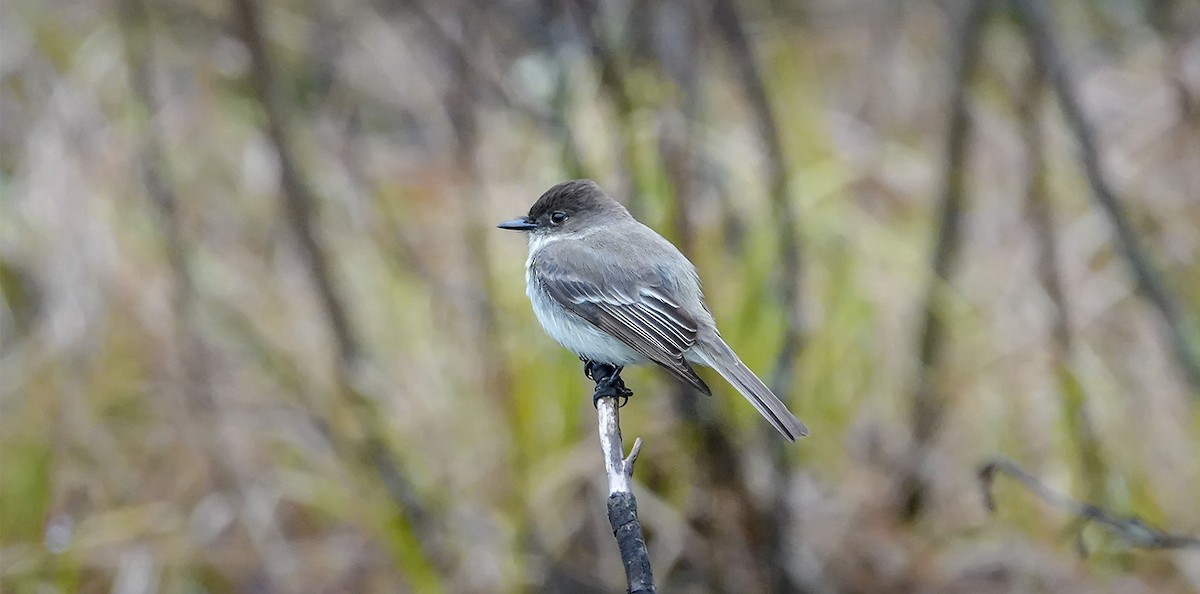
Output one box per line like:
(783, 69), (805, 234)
(498, 179), (628, 236)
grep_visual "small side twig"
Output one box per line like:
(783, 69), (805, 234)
(594, 375), (656, 593)
(979, 458), (1200, 553)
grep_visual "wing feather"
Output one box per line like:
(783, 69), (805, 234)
(534, 246), (710, 394)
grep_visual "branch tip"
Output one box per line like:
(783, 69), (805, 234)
(626, 437), (643, 469)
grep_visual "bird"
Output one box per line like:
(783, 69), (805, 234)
(498, 180), (808, 441)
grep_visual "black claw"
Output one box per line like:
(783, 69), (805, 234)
(583, 359), (600, 382)
(588, 363), (633, 407)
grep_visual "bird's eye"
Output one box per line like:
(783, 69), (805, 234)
(550, 211), (567, 225)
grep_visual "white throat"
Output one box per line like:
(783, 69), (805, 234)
(524, 228), (601, 269)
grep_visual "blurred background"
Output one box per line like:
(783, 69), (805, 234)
(2, 0), (1199, 592)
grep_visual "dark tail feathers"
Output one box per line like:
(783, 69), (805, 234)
(697, 338), (809, 441)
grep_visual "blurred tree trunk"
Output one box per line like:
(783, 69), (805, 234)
(1014, 55), (1107, 506)
(571, 0), (646, 215)
(1013, 0), (1200, 394)
(231, 0), (451, 584)
(900, 0), (992, 521)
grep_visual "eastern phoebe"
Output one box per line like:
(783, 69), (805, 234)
(499, 180), (808, 441)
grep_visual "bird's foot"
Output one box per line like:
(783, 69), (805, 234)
(586, 362), (633, 407)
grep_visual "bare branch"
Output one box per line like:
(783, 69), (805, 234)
(597, 398), (637, 494)
(980, 458), (1200, 552)
(593, 370), (655, 593)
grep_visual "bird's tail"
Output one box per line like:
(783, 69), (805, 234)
(694, 337), (809, 441)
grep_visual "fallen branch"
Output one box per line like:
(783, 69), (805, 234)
(592, 368), (655, 593)
(979, 458), (1200, 552)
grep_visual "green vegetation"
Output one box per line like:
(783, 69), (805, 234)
(2, 0), (1198, 591)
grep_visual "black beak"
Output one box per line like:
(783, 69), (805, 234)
(497, 217), (537, 231)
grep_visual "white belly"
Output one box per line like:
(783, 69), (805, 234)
(525, 264), (643, 366)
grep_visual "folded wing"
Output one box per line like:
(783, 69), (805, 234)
(534, 247), (711, 395)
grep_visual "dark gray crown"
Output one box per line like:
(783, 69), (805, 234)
(528, 179), (620, 219)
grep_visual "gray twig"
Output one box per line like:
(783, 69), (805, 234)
(980, 458), (1200, 552)
(595, 382), (655, 593)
